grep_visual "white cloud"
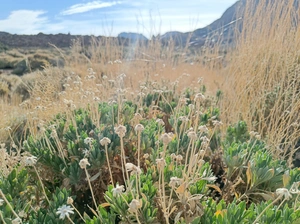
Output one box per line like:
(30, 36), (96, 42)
(0, 10), (48, 34)
(61, 1), (121, 15)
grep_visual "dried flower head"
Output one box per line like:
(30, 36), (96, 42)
(160, 133), (173, 145)
(199, 150), (205, 157)
(128, 199), (142, 213)
(114, 125), (127, 137)
(276, 188), (292, 200)
(67, 197), (74, 205)
(134, 113), (143, 121)
(12, 217), (22, 224)
(0, 199), (4, 206)
(188, 104), (195, 110)
(187, 130), (198, 141)
(100, 137), (111, 146)
(198, 125), (208, 133)
(56, 205), (74, 220)
(194, 93), (205, 102)
(125, 163), (141, 175)
(156, 118), (165, 126)
(170, 153), (176, 160)
(143, 153), (149, 159)
(135, 124), (145, 133)
(169, 177), (182, 188)
(198, 159), (205, 166)
(79, 158), (90, 169)
(176, 155), (183, 162)
(179, 116), (189, 123)
(112, 184), (125, 196)
(156, 158), (166, 170)
(212, 120), (223, 127)
(249, 131), (257, 138)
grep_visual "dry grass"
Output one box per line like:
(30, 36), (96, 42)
(220, 0), (300, 165)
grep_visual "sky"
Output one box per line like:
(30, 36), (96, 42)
(0, 0), (237, 37)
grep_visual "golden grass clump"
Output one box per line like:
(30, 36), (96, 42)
(221, 0), (300, 165)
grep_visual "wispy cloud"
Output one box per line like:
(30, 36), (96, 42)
(61, 1), (121, 15)
(0, 10), (48, 34)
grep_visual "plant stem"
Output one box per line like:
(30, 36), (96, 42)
(67, 215), (75, 224)
(105, 144), (114, 186)
(33, 165), (50, 204)
(0, 189), (20, 220)
(70, 203), (86, 223)
(84, 167), (101, 220)
(253, 195), (282, 224)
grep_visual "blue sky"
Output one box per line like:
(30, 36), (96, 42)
(0, 0), (237, 37)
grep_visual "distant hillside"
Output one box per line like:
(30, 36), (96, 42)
(0, 32), (135, 48)
(118, 32), (148, 41)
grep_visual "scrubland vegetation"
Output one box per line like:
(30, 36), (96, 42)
(0, 0), (300, 223)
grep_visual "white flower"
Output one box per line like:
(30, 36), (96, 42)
(114, 125), (127, 137)
(82, 148), (90, 157)
(112, 184), (125, 196)
(79, 158), (90, 169)
(25, 156), (37, 166)
(135, 124), (145, 133)
(0, 199), (4, 206)
(128, 199), (142, 213)
(100, 137), (111, 146)
(276, 188), (292, 200)
(84, 137), (93, 145)
(56, 205), (74, 219)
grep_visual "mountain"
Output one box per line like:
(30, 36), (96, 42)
(118, 32), (148, 41)
(161, 0), (247, 46)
